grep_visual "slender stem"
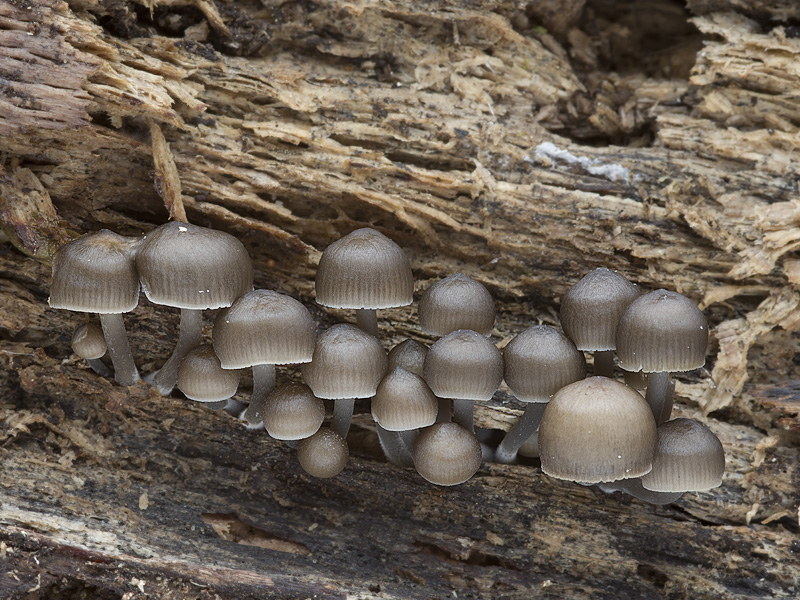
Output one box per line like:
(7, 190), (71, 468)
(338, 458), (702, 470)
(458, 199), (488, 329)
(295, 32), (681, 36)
(376, 424), (415, 467)
(224, 398), (247, 417)
(86, 358), (113, 378)
(400, 429), (418, 450)
(599, 478), (684, 505)
(99, 313), (140, 386)
(204, 400), (228, 410)
(436, 397), (451, 423)
(658, 377), (676, 425)
(593, 350), (614, 378)
(452, 399), (474, 432)
(645, 371), (672, 425)
(152, 308), (202, 396)
(355, 308), (379, 338)
(495, 402), (547, 464)
(331, 398), (356, 439)
(251, 362), (276, 409)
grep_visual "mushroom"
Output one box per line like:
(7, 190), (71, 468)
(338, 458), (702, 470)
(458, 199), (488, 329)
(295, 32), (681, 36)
(176, 344), (240, 404)
(315, 228), (413, 337)
(135, 221), (253, 395)
(495, 325), (586, 463)
(418, 273), (496, 337)
(49, 229), (141, 386)
(559, 267), (639, 377)
(297, 428), (349, 478)
(413, 422), (482, 486)
(71, 322), (112, 378)
(616, 289), (708, 424)
(387, 338), (428, 377)
(262, 383), (325, 443)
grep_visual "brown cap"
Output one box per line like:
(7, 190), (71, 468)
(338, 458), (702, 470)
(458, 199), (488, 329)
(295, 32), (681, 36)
(71, 322), (107, 360)
(413, 422), (482, 486)
(315, 228), (413, 309)
(640, 418), (725, 492)
(423, 329), (503, 400)
(616, 289), (708, 373)
(297, 428), (349, 478)
(213, 290), (316, 369)
(387, 338), (428, 377)
(136, 221), (252, 310)
(262, 383), (325, 441)
(559, 268), (639, 351)
(371, 366), (438, 431)
(418, 273), (495, 336)
(503, 325), (586, 402)
(49, 229), (140, 314)
(301, 324), (388, 399)
(177, 344), (240, 402)
(538, 376), (657, 484)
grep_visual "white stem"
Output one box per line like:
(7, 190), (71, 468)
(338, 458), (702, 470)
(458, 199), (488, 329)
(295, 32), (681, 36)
(495, 402), (547, 464)
(645, 371), (672, 425)
(356, 308), (379, 338)
(453, 399), (474, 432)
(99, 313), (139, 386)
(251, 363), (276, 409)
(153, 308), (202, 396)
(376, 424), (415, 467)
(332, 398), (356, 439)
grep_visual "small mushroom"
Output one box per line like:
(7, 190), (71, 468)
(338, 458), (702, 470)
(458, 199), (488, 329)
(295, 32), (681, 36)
(413, 422), (482, 486)
(387, 338), (428, 377)
(418, 273), (496, 336)
(262, 383), (325, 442)
(71, 322), (112, 378)
(297, 428), (349, 478)
(176, 344), (240, 404)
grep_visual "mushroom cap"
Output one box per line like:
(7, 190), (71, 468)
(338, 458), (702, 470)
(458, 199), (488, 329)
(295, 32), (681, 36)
(559, 267), (639, 351)
(49, 229), (140, 314)
(301, 324), (388, 399)
(423, 329), (503, 401)
(315, 228), (413, 309)
(262, 383), (325, 441)
(177, 344), (240, 402)
(640, 418), (725, 492)
(213, 290), (316, 369)
(297, 428), (349, 478)
(616, 289), (708, 373)
(387, 338), (428, 377)
(538, 376), (657, 484)
(371, 366), (438, 431)
(503, 325), (586, 402)
(71, 322), (107, 360)
(413, 422), (482, 486)
(135, 221), (253, 310)
(418, 273), (495, 336)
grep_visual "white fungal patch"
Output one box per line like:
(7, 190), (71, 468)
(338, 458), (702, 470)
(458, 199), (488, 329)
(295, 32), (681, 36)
(533, 142), (632, 183)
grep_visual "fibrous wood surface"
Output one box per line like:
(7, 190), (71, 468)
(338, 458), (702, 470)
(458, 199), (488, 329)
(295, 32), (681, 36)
(0, 0), (799, 598)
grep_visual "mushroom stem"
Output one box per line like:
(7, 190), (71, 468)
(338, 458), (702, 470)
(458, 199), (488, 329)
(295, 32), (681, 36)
(401, 429), (418, 449)
(355, 308), (380, 338)
(99, 313), (140, 386)
(252, 363), (276, 407)
(376, 424), (415, 467)
(593, 350), (614, 378)
(645, 371), (673, 425)
(331, 398), (356, 439)
(453, 399), (474, 432)
(598, 478), (684, 505)
(86, 358), (113, 378)
(153, 308), (203, 395)
(494, 402), (547, 464)
(436, 398), (451, 423)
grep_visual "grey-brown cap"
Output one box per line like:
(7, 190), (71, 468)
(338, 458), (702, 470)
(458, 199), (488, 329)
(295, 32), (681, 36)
(315, 228), (413, 309)
(297, 428), (349, 478)
(559, 268), (639, 351)
(71, 322), (107, 360)
(418, 273), (495, 336)
(538, 376), (657, 484)
(413, 422), (482, 486)
(301, 324), (388, 399)
(213, 290), (315, 369)
(177, 344), (240, 402)
(616, 289), (708, 373)
(387, 338), (428, 377)
(371, 366), (438, 431)
(49, 229), (140, 314)
(423, 329), (503, 400)
(136, 221), (253, 310)
(503, 325), (586, 402)
(640, 418), (725, 492)
(262, 383), (325, 441)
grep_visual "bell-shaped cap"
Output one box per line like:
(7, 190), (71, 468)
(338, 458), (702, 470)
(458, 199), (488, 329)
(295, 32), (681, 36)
(503, 325), (586, 402)
(560, 268), (639, 351)
(135, 221), (252, 310)
(371, 367), (438, 431)
(213, 290), (315, 369)
(71, 322), (107, 360)
(418, 273), (495, 336)
(538, 376), (657, 484)
(297, 428), (349, 478)
(413, 422), (482, 486)
(640, 418), (725, 492)
(387, 338), (428, 377)
(315, 228), (413, 309)
(262, 383), (325, 441)
(423, 329), (503, 401)
(616, 289), (708, 373)
(177, 344), (240, 402)
(301, 324), (388, 399)
(49, 229), (140, 314)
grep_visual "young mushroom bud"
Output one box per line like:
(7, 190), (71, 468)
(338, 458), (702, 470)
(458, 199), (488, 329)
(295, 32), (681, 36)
(71, 322), (112, 378)
(262, 383), (325, 442)
(413, 422), (482, 486)
(177, 344), (240, 404)
(418, 273), (496, 337)
(297, 428), (349, 478)
(387, 338), (428, 378)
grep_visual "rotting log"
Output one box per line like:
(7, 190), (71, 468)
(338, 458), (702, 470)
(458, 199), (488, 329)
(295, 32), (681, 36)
(1, 0), (799, 598)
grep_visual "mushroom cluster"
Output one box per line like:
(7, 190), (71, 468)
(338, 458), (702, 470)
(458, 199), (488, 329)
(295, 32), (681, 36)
(50, 225), (724, 502)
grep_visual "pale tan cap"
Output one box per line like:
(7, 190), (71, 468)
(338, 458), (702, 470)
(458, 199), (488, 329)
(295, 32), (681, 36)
(413, 422), (482, 486)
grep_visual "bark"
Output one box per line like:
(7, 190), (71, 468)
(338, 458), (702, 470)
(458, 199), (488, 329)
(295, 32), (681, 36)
(1, 0), (800, 598)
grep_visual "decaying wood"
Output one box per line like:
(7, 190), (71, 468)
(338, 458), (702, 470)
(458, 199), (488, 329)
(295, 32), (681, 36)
(1, 0), (799, 598)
